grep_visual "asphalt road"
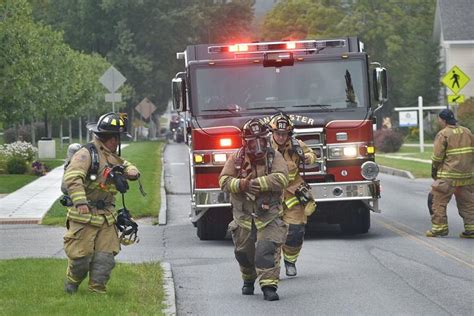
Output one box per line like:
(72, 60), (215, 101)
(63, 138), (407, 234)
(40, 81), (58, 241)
(162, 143), (473, 316)
(0, 142), (472, 315)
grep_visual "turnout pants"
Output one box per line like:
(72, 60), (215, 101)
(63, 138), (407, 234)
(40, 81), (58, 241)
(282, 204), (306, 263)
(431, 181), (474, 232)
(229, 218), (288, 288)
(63, 220), (120, 292)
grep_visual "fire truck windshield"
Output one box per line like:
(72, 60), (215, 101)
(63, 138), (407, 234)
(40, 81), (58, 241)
(192, 58), (368, 116)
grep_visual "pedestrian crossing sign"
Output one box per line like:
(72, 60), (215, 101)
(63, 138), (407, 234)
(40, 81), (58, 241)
(447, 94), (465, 104)
(442, 65), (470, 94)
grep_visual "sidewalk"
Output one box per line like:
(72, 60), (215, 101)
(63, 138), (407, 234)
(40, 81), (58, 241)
(0, 166), (63, 224)
(0, 144), (129, 224)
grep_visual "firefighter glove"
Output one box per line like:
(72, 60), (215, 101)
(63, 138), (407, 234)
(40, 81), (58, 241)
(239, 179), (250, 192)
(248, 179), (260, 195)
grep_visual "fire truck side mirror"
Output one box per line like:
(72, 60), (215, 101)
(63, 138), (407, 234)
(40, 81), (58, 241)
(373, 67), (388, 103)
(172, 73), (186, 112)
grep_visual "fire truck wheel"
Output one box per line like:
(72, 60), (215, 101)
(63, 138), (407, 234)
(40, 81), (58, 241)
(339, 206), (370, 235)
(196, 208), (231, 240)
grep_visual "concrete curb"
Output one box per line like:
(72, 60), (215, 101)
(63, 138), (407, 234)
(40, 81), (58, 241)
(379, 165), (415, 179)
(158, 143), (168, 225)
(161, 262), (176, 316)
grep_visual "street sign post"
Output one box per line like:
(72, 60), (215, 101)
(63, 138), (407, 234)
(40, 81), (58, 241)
(99, 66), (126, 112)
(441, 65), (470, 95)
(394, 97), (447, 153)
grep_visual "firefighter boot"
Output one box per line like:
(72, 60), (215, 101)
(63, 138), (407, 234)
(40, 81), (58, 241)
(64, 280), (79, 294)
(284, 260), (297, 277)
(242, 281), (255, 295)
(460, 231), (474, 238)
(425, 228), (449, 237)
(262, 286), (279, 301)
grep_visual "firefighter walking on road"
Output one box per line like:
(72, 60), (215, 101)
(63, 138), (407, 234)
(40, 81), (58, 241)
(62, 112), (140, 294)
(427, 109), (473, 238)
(269, 113), (317, 276)
(219, 118), (289, 301)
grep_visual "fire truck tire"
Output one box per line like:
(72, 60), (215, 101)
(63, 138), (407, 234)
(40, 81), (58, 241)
(339, 206), (370, 235)
(196, 208), (230, 240)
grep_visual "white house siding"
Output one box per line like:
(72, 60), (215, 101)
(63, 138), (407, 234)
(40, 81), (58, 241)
(443, 43), (474, 99)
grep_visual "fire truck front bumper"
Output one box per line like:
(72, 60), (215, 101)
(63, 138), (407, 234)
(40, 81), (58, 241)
(192, 180), (381, 214)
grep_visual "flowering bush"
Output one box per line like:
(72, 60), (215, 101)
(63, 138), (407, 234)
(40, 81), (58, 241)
(0, 141), (38, 162)
(31, 160), (49, 176)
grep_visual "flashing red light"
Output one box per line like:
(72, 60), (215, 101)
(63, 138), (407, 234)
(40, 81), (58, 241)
(220, 138), (232, 147)
(286, 42), (296, 49)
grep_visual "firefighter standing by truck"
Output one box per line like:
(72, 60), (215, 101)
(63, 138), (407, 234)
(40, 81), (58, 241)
(268, 113), (317, 276)
(62, 112), (140, 294)
(219, 118), (289, 301)
(427, 109), (473, 238)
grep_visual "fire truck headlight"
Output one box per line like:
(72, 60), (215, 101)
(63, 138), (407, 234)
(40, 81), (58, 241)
(328, 145), (358, 159)
(213, 153), (227, 164)
(361, 161), (379, 180)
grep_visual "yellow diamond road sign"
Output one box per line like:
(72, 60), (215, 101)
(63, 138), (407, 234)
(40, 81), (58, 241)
(447, 94), (465, 104)
(442, 65), (470, 94)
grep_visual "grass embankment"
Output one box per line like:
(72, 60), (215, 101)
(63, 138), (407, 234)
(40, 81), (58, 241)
(376, 144), (433, 178)
(0, 258), (165, 315)
(42, 141), (164, 225)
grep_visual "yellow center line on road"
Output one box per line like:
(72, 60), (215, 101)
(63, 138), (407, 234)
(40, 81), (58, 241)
(377, 216), (471, 257)
(374, 217), (473, 270)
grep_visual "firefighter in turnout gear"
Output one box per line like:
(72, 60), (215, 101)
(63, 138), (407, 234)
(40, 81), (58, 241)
(269, 113), (317, 276)
(427, 109), (473, 238)
(219, 118), (289, 301)
(62, 112), (140, 294)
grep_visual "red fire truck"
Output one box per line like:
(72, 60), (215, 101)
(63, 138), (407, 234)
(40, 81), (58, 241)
(171, 37), (387, 240)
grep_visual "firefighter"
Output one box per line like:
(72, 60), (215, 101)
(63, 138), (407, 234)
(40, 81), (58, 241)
(63, 112), (140, 294)
(427, 109), (473, 238)
(219, 118), (289, 301)
(268, 113), (317, 276)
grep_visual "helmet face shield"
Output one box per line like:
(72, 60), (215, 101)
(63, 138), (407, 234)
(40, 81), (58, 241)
(245, 136), (268, 159)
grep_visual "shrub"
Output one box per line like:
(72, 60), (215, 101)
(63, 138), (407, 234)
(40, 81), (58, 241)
(374, 129), (404, 153)
(31, 160), (49, 176)
(6, 157), (27, 174)
(458, 98), (474, 132)
(3, 123), (46, 143)
(0, 141), (38, 162)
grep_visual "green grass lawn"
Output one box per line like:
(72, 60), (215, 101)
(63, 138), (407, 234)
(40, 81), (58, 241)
(0, 174), (37, 193)
(376, 155), (431, 178)
(42, 141), (164, 225)
(0, 258), (165, 315)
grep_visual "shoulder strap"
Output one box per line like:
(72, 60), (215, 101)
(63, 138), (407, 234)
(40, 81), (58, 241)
(83, 143), (100, 180)
(266, 147), (275, 174)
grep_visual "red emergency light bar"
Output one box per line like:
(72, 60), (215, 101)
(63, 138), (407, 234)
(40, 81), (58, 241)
(208, 39), (346, 54)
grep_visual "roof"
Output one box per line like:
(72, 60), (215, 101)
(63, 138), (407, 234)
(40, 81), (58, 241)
(436, 0), (474, 41)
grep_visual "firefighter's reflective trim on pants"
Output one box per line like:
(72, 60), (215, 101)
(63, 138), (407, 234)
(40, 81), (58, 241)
(64, 170), (87, 181)
(464, 224), (474, 231)
(256, 176), (269, 191)
(274, 172), (289, 188)
(431, 223), (449, 232)
(70, 191), (87, 204)
(431, 155), (443, 162)
(285, 196), (300, 209)
(445, 146), (474, 156)
(260, 279), (278, 287)
(241, 272), (256, 281)
(283, 252), (299, 263)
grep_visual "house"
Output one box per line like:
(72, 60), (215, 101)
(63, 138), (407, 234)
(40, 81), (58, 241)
(433, 0), (474, 103)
